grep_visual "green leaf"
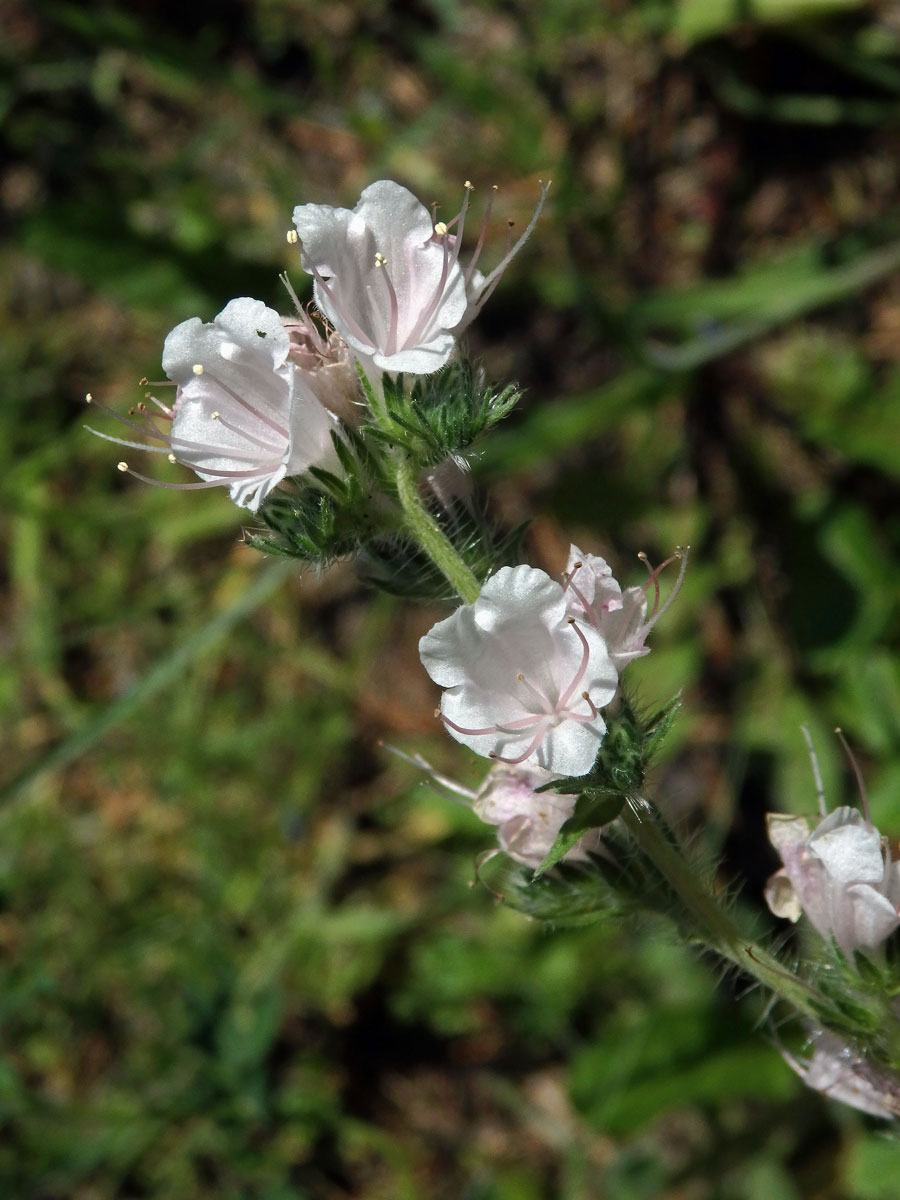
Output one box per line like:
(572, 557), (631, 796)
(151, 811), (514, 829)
(532, 791), (625, 878)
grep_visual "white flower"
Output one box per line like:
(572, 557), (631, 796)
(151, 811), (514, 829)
(88, 298), (338, 512)
(764, 807), (900, 956)
(419, 564), (618, 776)
(783, 1031), (900, 1119)
(291, 178), (548, 375)
(562, 544), (688, 671)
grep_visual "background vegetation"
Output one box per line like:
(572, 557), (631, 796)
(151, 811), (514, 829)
(4, 0), (900, 1195)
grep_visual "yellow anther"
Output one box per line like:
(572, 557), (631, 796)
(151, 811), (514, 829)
(192, 363), (204, 375)
(117, 461), (129, 472)
(286, 229), (299, 244)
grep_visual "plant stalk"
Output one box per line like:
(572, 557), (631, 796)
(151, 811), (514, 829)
(621, 795), (828, 1022)
(394, 456), (481, 604)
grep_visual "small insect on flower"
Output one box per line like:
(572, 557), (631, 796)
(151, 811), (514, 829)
(419, 564), (618, 777)
(87, 298), (339, 512)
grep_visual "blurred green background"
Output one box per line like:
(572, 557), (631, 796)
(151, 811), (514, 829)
(5, 0), (900, 1195)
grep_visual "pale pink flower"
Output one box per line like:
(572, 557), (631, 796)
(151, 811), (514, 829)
(419, 564), (618, 776)
(473, 763), (601, 869)
(387, 749), (601, 869)
(291, 178), (548, 375)
(562, 544), (689, 671)
(88, 298), (338, 512)
(764, 807), (900, 957)
(783, 1031), (900, 1119)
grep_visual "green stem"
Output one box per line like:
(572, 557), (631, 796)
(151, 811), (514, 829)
(394, 456), (481, 604)
(621, 795), (826, 1022)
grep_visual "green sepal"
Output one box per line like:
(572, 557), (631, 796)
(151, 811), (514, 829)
(375, 361), (523, 466)
(531, 790), (625, 879)
(540, 691), (683, 802)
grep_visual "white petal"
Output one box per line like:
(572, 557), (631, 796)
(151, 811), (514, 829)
(286, 371), (339, 476)
(810, 808), (886, 885)
(352, 180), (436, 256)
(541, 713), (607, 776)
(162, 298), (289, 385)
(845, 885), (900, 951)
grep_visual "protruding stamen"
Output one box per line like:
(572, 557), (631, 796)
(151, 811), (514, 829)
(473, 180), (551, 311)
(117, 461), (128, 472)
(801, 726), (828, 817)
(287, 229), (299, 245)
(441, 713), (511, 738)
(404, 228), (454, 347)
(441, 710), (544, 738)
(557, 619), (592, 710)
(116, 462), (265, 491)
(649, 545), (689, 627)
(835, 727), (871, 825)
(305, 259), (376, 348)
(380, 741), (478, 805)
(560, 568), (597, 628)
(279, 270), (304, 316)
(374, 253), (400, 356)
(490, 722), (550, 766)
(464, 184), (499, 287)
(639, 546), (690, 634)
(434, 220), (448, 237)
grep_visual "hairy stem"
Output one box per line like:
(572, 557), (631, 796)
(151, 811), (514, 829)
(621, 795), (827, 1022)
(394, 456), (481, 603)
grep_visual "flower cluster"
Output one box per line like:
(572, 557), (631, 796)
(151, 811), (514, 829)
(90, 179), (547, 509)
(86, 170), (900, 1125)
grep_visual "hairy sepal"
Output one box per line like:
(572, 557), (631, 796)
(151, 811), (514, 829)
(476, 851), (623, 927)
(372, 362), (522, 466)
